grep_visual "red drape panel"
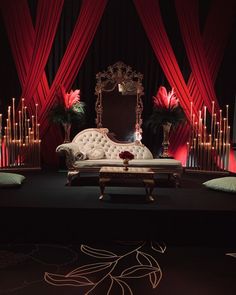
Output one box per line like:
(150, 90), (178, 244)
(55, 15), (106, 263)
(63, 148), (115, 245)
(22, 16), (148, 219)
(187, 0), (236, 110)
(1, 0), (107, 166)
(0, 0), (48, 113)
(38, 0), (107, 165)
(1, 0), (64, 165)
(171, 0), (235, 160)
(1, 0), (34, 86)
(22, 0), (64, 109)
(133, 0), (196, 163)
(20, 0), (64, 166)
(134, 0), (235, 168)
(39, 0), (108, 138)
(175, 0), (220, 114)
(133, 0), (196, 123)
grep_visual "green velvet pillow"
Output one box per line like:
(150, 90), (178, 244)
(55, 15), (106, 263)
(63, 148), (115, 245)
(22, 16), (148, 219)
(0, 172), (26, 187)
(203, 176), (236, 193)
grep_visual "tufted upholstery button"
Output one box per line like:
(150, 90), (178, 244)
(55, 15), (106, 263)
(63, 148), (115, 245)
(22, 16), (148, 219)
(72, 128), (153, 159)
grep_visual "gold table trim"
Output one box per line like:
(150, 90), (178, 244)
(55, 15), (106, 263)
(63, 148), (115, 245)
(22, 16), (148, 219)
(99, 166), (155, 202)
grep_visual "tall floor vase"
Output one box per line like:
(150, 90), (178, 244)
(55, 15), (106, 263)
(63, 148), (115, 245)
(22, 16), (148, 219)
(159, 122), (172, 158)
(62, 122), (71, 143)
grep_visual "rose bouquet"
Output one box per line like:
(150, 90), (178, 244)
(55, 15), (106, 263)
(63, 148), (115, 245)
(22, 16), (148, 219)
(119, 151), (134, 171)
(119, 151), (134, 160)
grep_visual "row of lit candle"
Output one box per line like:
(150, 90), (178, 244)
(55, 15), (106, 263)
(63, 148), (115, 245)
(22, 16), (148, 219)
(0, 98), (41, 168)
(187, 101), (230, 171)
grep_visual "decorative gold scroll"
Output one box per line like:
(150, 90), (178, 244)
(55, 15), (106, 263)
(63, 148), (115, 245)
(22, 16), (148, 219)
(95, 61), (144, 141)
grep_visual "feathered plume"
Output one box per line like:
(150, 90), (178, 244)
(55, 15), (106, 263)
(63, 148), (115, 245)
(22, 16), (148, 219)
(153, 86), (179, 110)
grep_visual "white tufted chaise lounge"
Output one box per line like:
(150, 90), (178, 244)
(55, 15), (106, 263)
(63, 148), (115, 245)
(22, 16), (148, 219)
(56, 128), (183, 186)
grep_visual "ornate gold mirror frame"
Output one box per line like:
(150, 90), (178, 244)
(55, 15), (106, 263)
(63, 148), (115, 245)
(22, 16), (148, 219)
(95, 61), (144, 141)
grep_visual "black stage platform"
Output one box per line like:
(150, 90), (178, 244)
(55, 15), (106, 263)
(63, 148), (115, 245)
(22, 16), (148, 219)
(0, 170), (236, 247)
(1, 170), (236, 295)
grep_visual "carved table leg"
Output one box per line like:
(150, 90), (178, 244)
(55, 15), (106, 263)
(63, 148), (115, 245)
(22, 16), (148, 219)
(99, 178), (108, 200)
(143, 179), (155, 202)
(172, 173), (181, 188)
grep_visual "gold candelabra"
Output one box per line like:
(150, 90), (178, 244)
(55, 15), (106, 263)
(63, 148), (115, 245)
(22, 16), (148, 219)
(186, 102), (230, 172)
(0, 98), (41, 169)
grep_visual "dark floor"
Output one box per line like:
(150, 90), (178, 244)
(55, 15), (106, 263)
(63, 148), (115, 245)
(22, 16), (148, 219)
(0, 170), (236, 294)
(1, 169), (236, 211)
(0, 170), (236, 244)
(0, 242), (236, 294)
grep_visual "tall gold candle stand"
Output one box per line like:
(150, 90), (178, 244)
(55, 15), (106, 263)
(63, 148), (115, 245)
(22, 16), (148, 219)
(186, 101), (230, 172)
(0, 98), (41, 170)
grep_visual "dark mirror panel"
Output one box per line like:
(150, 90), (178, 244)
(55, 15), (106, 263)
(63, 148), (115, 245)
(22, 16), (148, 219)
(95, 61), (144, 142)
(102, 90), (137, 141)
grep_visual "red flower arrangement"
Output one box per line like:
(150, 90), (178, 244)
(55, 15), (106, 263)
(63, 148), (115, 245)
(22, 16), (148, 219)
(49, 85), (85, 125)
(119, 151), (134, 160)
(153, 86), (179, 110)
(146, 86), (186, 133)
(61, 86), (81, 109)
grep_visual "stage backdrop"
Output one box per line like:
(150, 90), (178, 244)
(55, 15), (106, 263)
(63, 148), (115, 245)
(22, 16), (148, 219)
(0, 0), (235, 171)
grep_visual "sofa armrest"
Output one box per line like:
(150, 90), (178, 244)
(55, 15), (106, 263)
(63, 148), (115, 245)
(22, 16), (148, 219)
(56, 142), (86, 169)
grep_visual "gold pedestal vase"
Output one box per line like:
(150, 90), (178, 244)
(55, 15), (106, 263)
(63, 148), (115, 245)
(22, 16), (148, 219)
(160, 122), (172, 158)
(123, 158), (129, 171)
(62, 122), (72, 143)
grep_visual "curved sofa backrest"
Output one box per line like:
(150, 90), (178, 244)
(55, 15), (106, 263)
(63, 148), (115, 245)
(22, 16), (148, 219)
(72, 128), (153, 160)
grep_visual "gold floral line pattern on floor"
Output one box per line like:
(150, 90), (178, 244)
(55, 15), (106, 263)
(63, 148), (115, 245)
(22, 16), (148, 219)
(44, 241), (166, 294)
(0, 243), (79, 294)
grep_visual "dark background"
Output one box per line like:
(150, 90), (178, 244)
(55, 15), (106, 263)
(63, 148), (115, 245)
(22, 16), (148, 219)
(0, 0), (235, 159)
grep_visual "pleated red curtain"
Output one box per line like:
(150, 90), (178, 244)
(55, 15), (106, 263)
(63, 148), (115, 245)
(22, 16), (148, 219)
(21, 0), (64, 110)
(0, 0), (50, 114)
(175, 0), (220, 114)
(133, 0), (196, 123)
(134, 0), (235, 169)
(133, 0), (196, 164)
(1, 0), (107, 166)
(171, 0), (235, 158)
(187, 0), (235, 110)
(1, 0), (65, 165)
(39, 0), (108, 138)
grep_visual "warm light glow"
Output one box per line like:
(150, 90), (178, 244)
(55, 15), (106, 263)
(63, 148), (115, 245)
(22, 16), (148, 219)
(0, 98), (41, 169)
(135, 124), (142, 141)
(186, 102), (230, 171)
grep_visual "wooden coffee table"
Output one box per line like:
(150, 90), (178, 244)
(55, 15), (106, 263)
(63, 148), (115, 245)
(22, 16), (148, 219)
(99, 166), (155, 202)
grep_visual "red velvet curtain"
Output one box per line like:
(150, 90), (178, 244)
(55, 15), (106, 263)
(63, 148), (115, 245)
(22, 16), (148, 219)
(0, 0), (49, 113)
(133, 0), (197, 164)
(22, 0), (64, 109)
(1, 0), (107, 166)
(175, 0), (220, 114)
(39, 0), (107, 165)
(133, 0), (196, 123)
(134, 0), (235, 168)
(171, 0), (235, 158)
(39, 0), (108, 138)
(187, 0), (236, 110)
(1, 0), (64, 165)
